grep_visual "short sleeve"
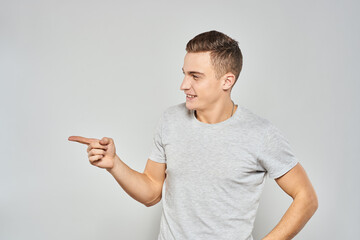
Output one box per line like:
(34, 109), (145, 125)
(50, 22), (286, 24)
(257, 123), (299, 179)
(148, 113), (167, 164)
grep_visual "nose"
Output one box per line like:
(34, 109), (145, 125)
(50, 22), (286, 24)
(180, 76), (190, 91)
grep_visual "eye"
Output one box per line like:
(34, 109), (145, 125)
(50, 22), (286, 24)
(192, 75), (199, 79)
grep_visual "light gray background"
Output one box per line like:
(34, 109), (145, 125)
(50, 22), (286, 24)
(1, 0), (359, 239)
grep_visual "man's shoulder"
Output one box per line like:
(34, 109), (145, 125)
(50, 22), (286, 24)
(237, 105), (271, 127)
(163, 102), (189, 117)
(238, 106), (289, 138)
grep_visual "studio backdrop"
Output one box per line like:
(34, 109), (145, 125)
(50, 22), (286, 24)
(1, 0), (359, 239)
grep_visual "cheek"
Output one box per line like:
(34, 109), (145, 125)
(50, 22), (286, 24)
(197, 84), (215, 99)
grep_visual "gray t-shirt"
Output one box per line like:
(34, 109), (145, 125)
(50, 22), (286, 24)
(148, 102), (298, 240)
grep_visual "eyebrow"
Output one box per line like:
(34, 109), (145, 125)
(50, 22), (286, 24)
(182, 68), (205, 76)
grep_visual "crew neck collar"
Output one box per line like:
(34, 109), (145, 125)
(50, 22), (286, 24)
(192, 104), (241, 128)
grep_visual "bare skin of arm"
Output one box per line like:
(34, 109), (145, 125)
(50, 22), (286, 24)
(262, 163), (318, 240)
(68, 136), (166, 207)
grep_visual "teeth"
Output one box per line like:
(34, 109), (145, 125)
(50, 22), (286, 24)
(187, 95), (196, 98)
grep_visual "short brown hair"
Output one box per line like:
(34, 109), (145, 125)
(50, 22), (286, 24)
(186, 30), (243, 87)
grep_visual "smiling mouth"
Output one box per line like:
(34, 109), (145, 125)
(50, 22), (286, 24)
(186, 94), (197, 100)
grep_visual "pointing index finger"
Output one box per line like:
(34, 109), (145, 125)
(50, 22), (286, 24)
(68, 136), (97, 145)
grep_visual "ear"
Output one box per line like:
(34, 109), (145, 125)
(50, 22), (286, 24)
(221, 72), (236, 91)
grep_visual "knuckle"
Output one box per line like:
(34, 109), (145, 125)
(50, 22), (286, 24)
(88, 154), (103, 164)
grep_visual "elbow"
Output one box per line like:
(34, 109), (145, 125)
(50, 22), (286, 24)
(144, 200), (160, 208)
(296, 189), (318, 216)
(312, 194), (319, 213)
(144, 201), (156, 208)
(144, 194), (162, 207)
(304, 190), (319, 215)
(144, 203), (152, 207)
(309, 188), (319, 213)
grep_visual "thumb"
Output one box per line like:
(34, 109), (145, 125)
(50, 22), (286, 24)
(99, 137), (110, 145)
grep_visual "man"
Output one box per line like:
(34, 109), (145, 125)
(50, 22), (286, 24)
(69, 30), (318, 240)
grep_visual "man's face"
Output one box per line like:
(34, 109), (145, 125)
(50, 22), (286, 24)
(180, 51), (223, 110)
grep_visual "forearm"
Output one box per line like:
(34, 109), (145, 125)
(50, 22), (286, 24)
(262, 192), (318, 240)
(106, 155), (158, 206)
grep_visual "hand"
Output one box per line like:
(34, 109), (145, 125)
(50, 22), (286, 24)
(68, 136), (117, 170)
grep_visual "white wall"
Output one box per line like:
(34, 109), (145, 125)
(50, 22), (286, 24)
(1, 0), (359, 239)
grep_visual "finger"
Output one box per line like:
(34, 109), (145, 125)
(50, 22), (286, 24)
(87, 143), (108, 153)
(89, 154), (104, 162)
(88, 149), (106, 157)
(99, 137), (111, 146)
(89, 141), (108, 150)
(89, 155), (104, 163)
(68, 136), (97, 145)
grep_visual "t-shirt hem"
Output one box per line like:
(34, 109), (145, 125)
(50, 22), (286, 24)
(148, 156), (166, 164)
(270, 160), (299, 179)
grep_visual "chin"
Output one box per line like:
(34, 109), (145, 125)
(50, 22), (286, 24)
(185, 102), (196, 110)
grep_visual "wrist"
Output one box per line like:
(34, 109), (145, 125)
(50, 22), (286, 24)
(106, 154), (120, 174)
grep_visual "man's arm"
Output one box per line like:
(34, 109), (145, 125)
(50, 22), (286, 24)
(262, 163), (318, 240)
(107, 156), (166, 207)
(68, 136), (165, 206)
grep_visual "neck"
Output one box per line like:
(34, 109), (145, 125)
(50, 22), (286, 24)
(195, 98), (237, 124)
